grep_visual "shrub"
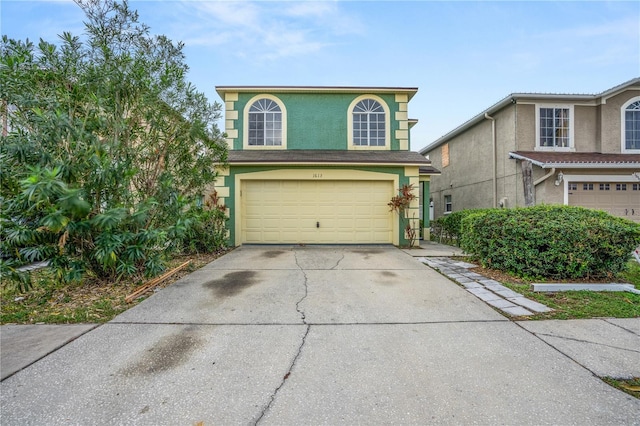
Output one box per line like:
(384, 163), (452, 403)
(460, 205), (640, 280)
(431, 209), (494, 246)
(174, 191), (228, 254)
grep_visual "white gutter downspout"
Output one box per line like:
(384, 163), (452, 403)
(534, 167), (556, 186)
(484, 113), (497, 208)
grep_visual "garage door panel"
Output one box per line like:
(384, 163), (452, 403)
(569, 181), (640, 222)
(241, 180), (393, 243)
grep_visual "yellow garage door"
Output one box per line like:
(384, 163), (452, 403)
(242, 180), (394, 243)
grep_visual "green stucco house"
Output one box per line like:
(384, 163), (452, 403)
(211, 86), (438, 246)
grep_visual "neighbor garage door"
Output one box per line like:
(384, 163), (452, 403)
(568, 182), (640, 222)
(241, 180), (394, 243)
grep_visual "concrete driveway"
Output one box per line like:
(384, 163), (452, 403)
(1, 245), (638, 425)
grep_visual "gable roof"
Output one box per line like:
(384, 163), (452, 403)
(216, 86), (419, 101)
(419, 77), (640, 154)
(509, 151), (640, 169)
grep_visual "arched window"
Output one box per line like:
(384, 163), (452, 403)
(353, 99), (386, 146)
(624, 99), (640, 151)
(248, 98), (282, 146)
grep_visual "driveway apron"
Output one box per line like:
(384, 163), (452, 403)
(1, 246), (638, 425)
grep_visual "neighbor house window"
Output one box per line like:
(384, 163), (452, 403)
(353, 99), (386, 146)
(538, 106), (571, 148)
(444, 195), (452, 213)
(248, 98), (282, 146)
(623, 98), (640, 151)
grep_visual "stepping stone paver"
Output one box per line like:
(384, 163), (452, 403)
(507, 297), (554, 313)
(420, 256), (553, 317)
(502, 306), (534, 316)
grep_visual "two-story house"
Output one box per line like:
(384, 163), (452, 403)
(211, 86), (438, 247)
(420, 78), (640, 222)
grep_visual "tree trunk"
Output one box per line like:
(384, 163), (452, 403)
(521, 160), (535, 207)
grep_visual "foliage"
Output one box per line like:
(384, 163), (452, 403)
(171, 192), (228, 255)
(602, 377), (640, 400)
(501, 282), (640, 320)
(0, 0), (227, 290)
(388, 183), (417, 248)
(0, 251), (224, 324)
(460, 205), (640, 280)
(619, 260), (640, 287)
(430, 209), (493, 246)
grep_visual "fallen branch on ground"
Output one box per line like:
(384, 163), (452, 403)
(125, 260), (192, 303)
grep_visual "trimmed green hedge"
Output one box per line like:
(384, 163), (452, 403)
(459, 205), (640, 280)
(431, 209), (493, 246)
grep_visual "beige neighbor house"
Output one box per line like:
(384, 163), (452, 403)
(212, 86), (439, 247)
(420, 78), (640, 222)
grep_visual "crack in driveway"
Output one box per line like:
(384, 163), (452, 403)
(330, 252), (345, 270)
(533, 332), (640, 354)
(252, 248), (312, 425)
(253, 324), (310, 425)
(292, 250), (309, 325)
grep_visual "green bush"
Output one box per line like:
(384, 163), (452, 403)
(431, 209), (494, 246)
(460, 205), (640, 280)
(172, 206), (227, 255)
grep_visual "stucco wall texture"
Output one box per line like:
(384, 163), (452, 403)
(231, 92), (401, 151)
(427, 82), (640, 220)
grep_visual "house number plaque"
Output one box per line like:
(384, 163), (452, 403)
(312, 173), (323, 178)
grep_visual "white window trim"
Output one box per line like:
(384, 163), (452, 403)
(562, 174), (639, 205)
(534, 104), (575, 152)
(443, 194), (453, 214)
(243, 94), (287, 150)
(347, 94), (390, 150)
(621, 96), (640, 153)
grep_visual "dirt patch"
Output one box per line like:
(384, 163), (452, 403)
(120, 326), (203, 376)
(351, 249), (382, 255)
(1, 250), (230, 324)
(377, 270), (399, 286)
(262, 250), (285, 259)
(204, 271), (258, 298)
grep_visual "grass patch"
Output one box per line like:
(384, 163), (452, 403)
(602, 377), (640, 399)
(471, 259), (640, 320)
(619, 261), (640, 287)
(501, 283), (640, 320)
(1, 251), (227, 324)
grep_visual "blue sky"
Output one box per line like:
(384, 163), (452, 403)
(2, 0), (639, 151)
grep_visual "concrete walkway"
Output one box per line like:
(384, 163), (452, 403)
(1, 245), (639, 425)
(420, 256), (553, 316)
(1, 324), (98, 380)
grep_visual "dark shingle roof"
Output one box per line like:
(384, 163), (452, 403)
(228, 150), (433, 166)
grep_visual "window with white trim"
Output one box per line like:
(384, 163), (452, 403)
(624, 99), (640, 151)
(539, 107), (570, 148)
(353, 99), (386, 146)
(248, 99), (282, 146)
(444, 195), (452, 213)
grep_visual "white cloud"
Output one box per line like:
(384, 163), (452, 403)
(166, 0), (364, 61)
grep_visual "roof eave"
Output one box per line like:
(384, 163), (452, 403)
(421, 78), (640, 155)
(508, 152), (640, 169)
(226, 161), (430, 167)
(216, 86), (419, 101)
(420, 95), (515, 154)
